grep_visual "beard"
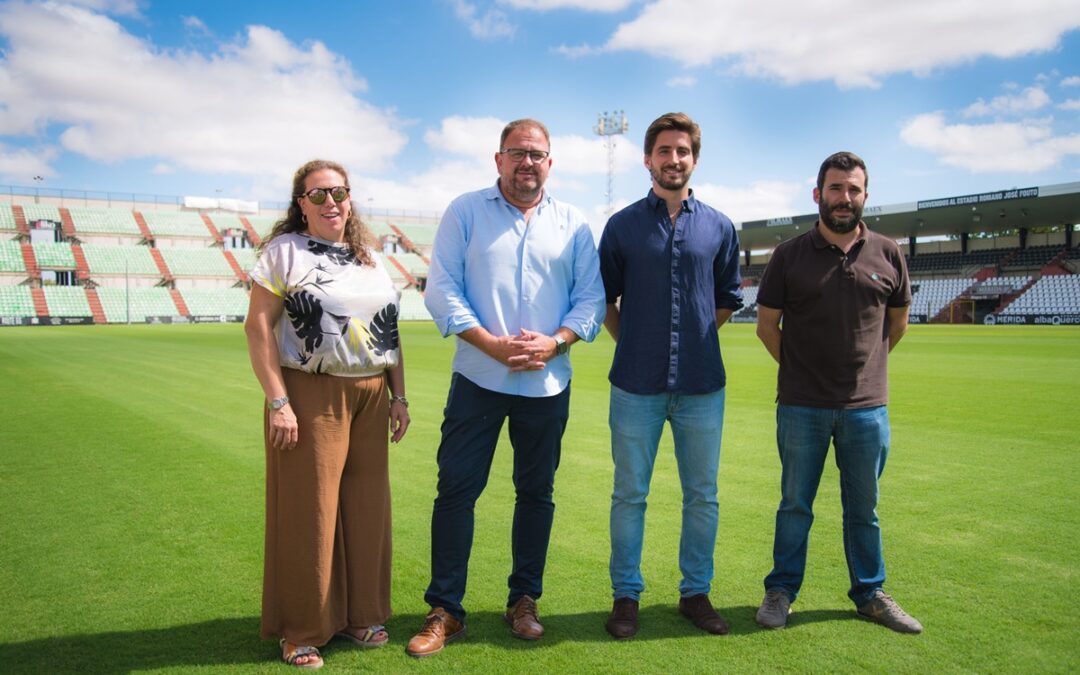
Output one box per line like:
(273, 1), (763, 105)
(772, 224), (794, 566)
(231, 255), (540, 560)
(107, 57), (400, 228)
(650, 163), (690, 191)
(819, 200), (862, 234)
(503, 168), (543, 204)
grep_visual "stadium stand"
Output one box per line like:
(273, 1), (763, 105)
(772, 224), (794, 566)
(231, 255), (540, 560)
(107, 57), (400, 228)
(365, 220), (397, 239)
(2, 183), (1074, 327)
(42, 286), (92, 318)
(393, 222), (437, 248)
(80, 243), (161, 276)
(392, 253), (428, 283)
(157, 247), (235, 277)
(141, 211), (213, 238)
(977, 275), (1031, 292)
(32, 241), (76, 269)
(229, 247), (257, 273)
(95, 287), (180, 323)
(0, 285), (33, 317)
(740, 263), (767, 280)
(20, 204), (61, 224)
(244, 215), (278, 240)
(67, 207), (142, 235)
(398, 288), (430, 321)
(180, 288), (250, 317)
(0, 240), (27, 273)
(379, 254), (408, 286)
(0, 204), (17, 231)
(730, 285), (759, 322)
(1000, 275), (1080, 315)
(910, 278), (974, 319)
(1001, 245), (1063, 270)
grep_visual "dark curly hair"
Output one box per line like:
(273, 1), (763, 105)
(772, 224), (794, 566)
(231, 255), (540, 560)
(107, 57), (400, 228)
(816, 151), (868, 193)
(259, 159), (375, 266)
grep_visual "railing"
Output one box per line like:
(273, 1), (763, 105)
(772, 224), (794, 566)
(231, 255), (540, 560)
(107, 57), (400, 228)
(0, 184), (443, 223)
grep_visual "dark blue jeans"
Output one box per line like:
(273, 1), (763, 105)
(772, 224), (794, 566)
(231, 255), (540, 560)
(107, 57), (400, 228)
(763, 404), (890, 607)
(424, 374), (570, 621)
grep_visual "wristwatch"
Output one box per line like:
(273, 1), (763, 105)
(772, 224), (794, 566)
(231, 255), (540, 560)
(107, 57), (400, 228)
(391, 395), (409, 408)
(268, 395), (290, 411)
(554, 335), (569, 356)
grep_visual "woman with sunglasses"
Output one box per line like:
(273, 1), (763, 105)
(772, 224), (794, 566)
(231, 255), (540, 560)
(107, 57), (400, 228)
(245, 159), (409, 669)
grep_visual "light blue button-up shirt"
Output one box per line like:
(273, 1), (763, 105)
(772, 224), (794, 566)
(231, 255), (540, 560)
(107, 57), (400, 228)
(425, 182), (606, 397)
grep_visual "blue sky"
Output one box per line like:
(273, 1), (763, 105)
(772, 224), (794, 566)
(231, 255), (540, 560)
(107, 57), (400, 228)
(1, 0), (1079, 230)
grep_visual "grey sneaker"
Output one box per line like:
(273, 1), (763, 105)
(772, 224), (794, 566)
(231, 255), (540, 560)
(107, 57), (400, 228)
(857, 590), (923, 634)
(755, 589), (791, 629)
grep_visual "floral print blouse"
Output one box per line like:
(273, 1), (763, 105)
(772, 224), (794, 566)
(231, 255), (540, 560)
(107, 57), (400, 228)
(251, 232), (400, 377)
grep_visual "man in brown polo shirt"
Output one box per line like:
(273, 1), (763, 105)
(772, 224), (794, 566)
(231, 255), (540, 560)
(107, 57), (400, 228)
(753, 151), (922, 634)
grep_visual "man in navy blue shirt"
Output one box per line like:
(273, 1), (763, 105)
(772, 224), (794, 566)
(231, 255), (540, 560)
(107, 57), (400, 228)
(598, 112), (743, 639)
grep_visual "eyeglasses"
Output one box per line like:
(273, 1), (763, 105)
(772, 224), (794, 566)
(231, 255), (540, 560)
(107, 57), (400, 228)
(500, 148), (550, 163)
(299, 186), (350, 205)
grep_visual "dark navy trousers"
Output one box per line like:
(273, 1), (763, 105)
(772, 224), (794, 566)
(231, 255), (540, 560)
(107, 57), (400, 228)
(424, 373), (571, 621)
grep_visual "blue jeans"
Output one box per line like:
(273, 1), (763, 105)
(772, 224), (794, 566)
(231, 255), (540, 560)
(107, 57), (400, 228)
(609, 385), (726, 601)
(763, 404), (890, 607)
(424, 374), (570, 621)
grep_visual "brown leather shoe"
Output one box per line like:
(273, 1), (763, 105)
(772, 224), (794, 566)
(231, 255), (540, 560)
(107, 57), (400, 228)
(605, 597), (639, 639)
(504, 595), (544, 640)
(678, 594), (730, 635)
(406, 607), (466, 658)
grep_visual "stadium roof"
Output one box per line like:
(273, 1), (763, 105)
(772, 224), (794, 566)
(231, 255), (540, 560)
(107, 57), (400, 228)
(737, 181), (1080, 251)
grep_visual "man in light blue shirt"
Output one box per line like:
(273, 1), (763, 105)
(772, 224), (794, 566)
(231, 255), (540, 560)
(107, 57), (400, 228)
(407, 118), (605, 658)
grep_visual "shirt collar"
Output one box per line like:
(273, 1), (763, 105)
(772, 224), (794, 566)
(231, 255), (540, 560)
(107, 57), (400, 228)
(487, 180), (552, 210)
(810, 220), (868, 249)
(646, 188), (696, 213)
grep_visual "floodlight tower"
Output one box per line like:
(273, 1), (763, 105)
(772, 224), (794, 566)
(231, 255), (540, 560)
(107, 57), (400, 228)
(594, 110), (628, 218)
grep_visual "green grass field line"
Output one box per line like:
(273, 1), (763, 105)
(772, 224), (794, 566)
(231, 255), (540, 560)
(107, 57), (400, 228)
(1, 323), (1078, 673)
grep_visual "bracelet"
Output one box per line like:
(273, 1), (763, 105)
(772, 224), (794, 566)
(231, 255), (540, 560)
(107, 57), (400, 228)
(391, 395), (409, 408)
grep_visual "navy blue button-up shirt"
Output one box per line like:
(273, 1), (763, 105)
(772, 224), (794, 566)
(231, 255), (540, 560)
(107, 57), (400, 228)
(599, 189), (743, 395)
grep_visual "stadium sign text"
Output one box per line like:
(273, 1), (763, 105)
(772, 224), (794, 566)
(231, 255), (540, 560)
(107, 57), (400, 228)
(984, 313), (1080, 325)
(918, 187), (1038, 210)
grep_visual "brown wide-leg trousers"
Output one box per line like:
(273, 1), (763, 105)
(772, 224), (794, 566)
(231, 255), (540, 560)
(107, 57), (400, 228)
(260, 368), (391, 646)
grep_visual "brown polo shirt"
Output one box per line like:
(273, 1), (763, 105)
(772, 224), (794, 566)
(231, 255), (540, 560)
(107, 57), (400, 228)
(756, 223), (911, 408)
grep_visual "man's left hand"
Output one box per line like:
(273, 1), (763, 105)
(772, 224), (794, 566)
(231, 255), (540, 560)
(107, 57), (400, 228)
(507, 328), (557, 371)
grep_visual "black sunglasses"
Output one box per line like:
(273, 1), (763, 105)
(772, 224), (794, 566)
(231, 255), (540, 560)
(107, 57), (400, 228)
(299, 186), (350, 205)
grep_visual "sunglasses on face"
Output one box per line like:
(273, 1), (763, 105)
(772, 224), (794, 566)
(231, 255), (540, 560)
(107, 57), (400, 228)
(299, 186), (350, 205)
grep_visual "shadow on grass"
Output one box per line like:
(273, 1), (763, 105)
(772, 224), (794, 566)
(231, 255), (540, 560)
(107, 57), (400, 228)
(0, 605), (858, 672)
(0, 616), (264, 674)
(382, 603), (856, 648)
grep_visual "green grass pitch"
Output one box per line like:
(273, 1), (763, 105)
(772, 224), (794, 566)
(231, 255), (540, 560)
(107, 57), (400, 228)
(0, 322), (1077, 673)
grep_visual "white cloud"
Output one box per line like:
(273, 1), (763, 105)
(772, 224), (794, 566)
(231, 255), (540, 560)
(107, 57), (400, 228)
(576, 0), (1080, 88)
(361, 116), (638, 213)
(900, 112), (1080, 172)
(424, 116), (506, 161)
(666, 75), (697, 88)
(1058, 99), (1080, 111)
(181, 15), (209, 34)
(1061, 76), (1080, 87)
(550, 133), (639, 175)
(0, 143), (59, 183)
(500, 0), (632, 10)
(0, 2), (407, 190)
(963, 86), (1051, 117)
(451, 0), (516, 39)
(693, 180), (804, 224)
(554, 43), (602, 58)
(64, 0), (141, 17)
